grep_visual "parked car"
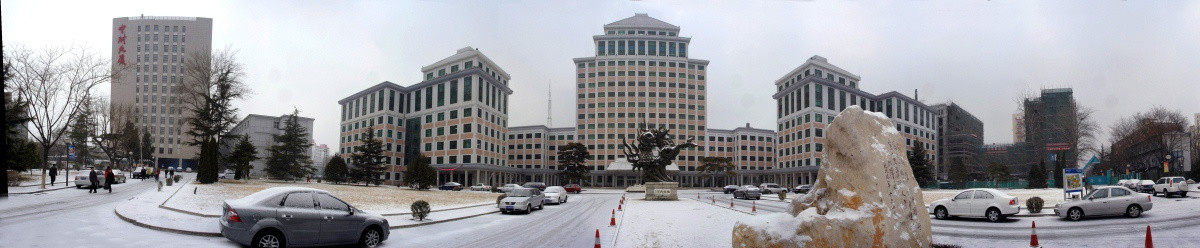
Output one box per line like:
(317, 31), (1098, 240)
(111, 170), (127, 183)
(74, 172), (103, 189)
(793, 185), (812, 194)
(522, 182), (547, 191)
(499, 184), (523, 193)
(469, 183), (493, 191)
(1116, 179), (1133, 189)
(220, 169), (234, 179)
(928, 188), (1021, 222)
(759, 183), (785, 194)
(1152, 177), (1188, 197)
(219, 187), (389, 248)
(1055, 186), (1152, 221)
(543, 186), (569, 204)
(562, 184), (582, 194)
(733, 185), (762, 200)
(498, 188), (545, 214)
(723, 185), (739, 194)
(1137, 180), (1156, 193)
(131, 167), (148, 179)
(439, 182), (463, 191)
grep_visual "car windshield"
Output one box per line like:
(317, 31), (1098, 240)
(508, 189), (534, 197)
(1085, 189), (1109, 199)
(545, 188), (563, 193)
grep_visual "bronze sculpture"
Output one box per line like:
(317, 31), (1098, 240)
(620, 124), (697, 183)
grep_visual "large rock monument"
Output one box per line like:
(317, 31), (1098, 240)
(732, 106), (932, 247)
(621, 124), (696, 200)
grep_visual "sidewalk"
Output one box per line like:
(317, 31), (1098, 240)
(8, 182), (76, 194)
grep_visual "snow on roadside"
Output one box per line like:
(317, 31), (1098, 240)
(164, 180), (503, 215)
(615, 196), (748, 247)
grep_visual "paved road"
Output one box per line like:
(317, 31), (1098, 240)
(385, 192), (623, 247)
(0, 175), (233, 247)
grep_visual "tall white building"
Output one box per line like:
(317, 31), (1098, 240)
(311, 144), (330, 174)
(111, 16), (213, 169)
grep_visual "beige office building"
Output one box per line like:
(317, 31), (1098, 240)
(110, 16), (213, 169)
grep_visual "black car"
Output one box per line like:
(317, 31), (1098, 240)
(522, 182), (547, 191)
(793, 184), (812, 194)
(723, 185), (739, 194)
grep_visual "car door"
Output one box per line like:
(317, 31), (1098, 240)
(316, 193), (361, 245)
(1110, 188), (1134, 215)
(1086, 189), (1111, 215)
(948, 191), (974, 216)
(971, 190), (995, 216)
(279, 192), (322, 246)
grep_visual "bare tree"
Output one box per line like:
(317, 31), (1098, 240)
(6, 45), (120, 189)
(88, 96), (135, 170)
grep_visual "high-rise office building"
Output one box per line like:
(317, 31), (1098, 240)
(1023, 88), (1078, 168)
(773, 56), (939, 186)
(111, 16), (213, 169)
(338, 47), (512, 185)
(1013, 112), (1026, 143)
(932, 102), (983, 180)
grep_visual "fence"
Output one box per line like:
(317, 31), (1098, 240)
(929, 179), (1057, 189)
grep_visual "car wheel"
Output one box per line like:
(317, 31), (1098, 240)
(1126, 205), (1142, 218)
(253, 230), (286, 248)
(1153, 190), (1158, 196)
(934, 207), (948, 220)
(538, 202), (544, 210)
(1182, 192), (1188, 197)
(359, 227), (382, 248)
(1067, 208), (1084, 221)
(76, 185), (81, 189)
(986, 208), (1001, 222)
(525, 204), (532, 214)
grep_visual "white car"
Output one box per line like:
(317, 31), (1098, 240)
(1055, 186), (1153, 221)
(499, 184), (523, 193)
(1152, 177), (1188, 197)
(543, 186), (568, 204)
(759, 183), (786, 194)
(928, 188), (1020, 222)
(498, 188), (545, 214)
(470, 183), (493, 191)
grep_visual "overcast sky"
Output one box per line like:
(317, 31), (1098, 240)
(5, 0), (1199, 150)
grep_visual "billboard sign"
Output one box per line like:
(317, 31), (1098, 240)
(1064, 168), (1084, 194)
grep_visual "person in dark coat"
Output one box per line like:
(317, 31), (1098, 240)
(104, 167), (116, 193)
(88, 168), (99, 194)
(48, 165), (58, 186)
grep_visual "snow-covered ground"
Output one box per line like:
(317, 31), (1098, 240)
(163, 179), (502, 215)
(615, 193), (748, 247)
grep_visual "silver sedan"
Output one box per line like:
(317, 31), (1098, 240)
(219, 187), (389, 248)
(543, 186), (569, 204)
(1055, 186), (1153, 221)
(499, 188), (545, 214)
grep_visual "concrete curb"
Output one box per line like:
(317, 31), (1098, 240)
(391, 209), (499, 229)
(685, 197), (757, 215)
(382, 202), (494, 216)
(113, 208), (222, 237)
(8, 185), (75, 194)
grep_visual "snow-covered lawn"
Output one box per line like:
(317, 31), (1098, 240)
(164, 179), (503, 215)
(615, 195), (748, 247)
(923, 188), (1067, 206)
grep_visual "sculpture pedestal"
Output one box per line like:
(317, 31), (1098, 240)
(644, 182), (679, 201)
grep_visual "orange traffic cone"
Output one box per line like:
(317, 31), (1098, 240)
(712, 196), (715, 204)
(594, 229), (602, 248)
(752, 201), (757, 213)
(620, 199), (624, 205)
(609, 209), (616, 226)
(730, 199), (735, 208)
(1030, 221), (1039, 248)
(698, 193), (701, 199)
(622, 194), (625, 201)
(1145, 225), (1153, 248)
(618, 203), (623, 211)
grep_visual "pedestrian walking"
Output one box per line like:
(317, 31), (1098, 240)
(104, 167), (116, 193)
(88, 168), (99, 194)
(48, 165), (58, 186)
(155, 168), (160, 182)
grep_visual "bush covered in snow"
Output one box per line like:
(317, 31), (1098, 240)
(777, 190), (787, 201)
(173, 175), (182, 183)
(411, 200), (431, 221)
(1026, 197), (1044, 213)
(496, 194), (506, 205)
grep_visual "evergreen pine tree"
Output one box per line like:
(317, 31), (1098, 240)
(351, 126), (386, 186)
(196, 138), (220, 183)
(907, 141), (935, 188)
(67, 100), (94, 167)
(556, 143), (591, 185)
(323, 155), (348, 184)
(264, 110), (314, 180)
(140, 130), (154, 162)
(226, 136), (259, 180)
(405, 153), (435, 190)
(1028, 160), (1048, 188)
